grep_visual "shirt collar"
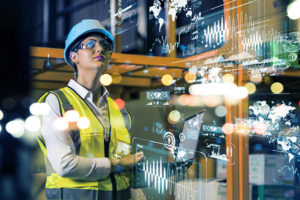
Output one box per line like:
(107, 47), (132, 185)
(67, 79), (109, 100)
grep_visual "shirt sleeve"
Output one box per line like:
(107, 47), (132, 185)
(41, 93), (111, 181)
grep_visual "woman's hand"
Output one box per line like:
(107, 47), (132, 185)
(110, 152), (144, 172)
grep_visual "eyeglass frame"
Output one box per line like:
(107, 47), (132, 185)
(72, 35), (113, 53)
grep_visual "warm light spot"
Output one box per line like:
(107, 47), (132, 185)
(203, 95), (223, 107)
(215, 106), (227, 117)
(253, 121), (267, 135)
(244, 83), (256, 94)
(168, 110), (181, 124)
(237, 87), (248, 99)
(224, 94), (239, 105)
(250, 72), (262, 83)
(222, 123), (234, 135)
(25, 116), (41, 132)
(184, 72), (196, 83)
(185, 95), (200, 107)
(161, 74), (173, 86)
(177, 94), (188, 106)
(271, 82), (284, 94)
(111, 72), (122, 84)
(29, 103), (50, 116)
(115, 98), (125, 109)
(100, 74), (113, 86)
(64, 110), (80, 123)
(236, 122), (251, 135)
(6, 119), (25, 138)
(77, 117), (90, 129)
(53, 117), (69, 131)
(222, 74), (234, 83)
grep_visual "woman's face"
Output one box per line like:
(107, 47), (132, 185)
(74, 34), (112, 73)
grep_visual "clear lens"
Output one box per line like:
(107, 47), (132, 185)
(85, 40), (96, 49)
(81, 39), (112, 52)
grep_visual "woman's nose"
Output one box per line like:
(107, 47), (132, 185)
(95, 42), (104, 54)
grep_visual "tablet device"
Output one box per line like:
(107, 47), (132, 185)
(175, 110), (205, 162)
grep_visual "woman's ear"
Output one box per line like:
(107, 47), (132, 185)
(70, 52), (79, 64)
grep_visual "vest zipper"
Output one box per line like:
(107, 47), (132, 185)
(107, 105), (118, 199)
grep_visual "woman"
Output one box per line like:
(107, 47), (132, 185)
(37, 19), (144, 200)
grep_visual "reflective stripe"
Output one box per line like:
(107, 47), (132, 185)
(37, 87), (132, 193)
(45, 188), (131, 200)
(46, 173), (98, 190)
(52, 90), (74, 111)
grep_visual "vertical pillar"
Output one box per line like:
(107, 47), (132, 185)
(166, 0), (176, 58)
(224, 0), (239, 199)
(237, 0), (249, 199)
(111, 0), (122, 53)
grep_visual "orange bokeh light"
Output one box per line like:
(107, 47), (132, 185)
(222, 123), (234, 135)
(115, 98), (125, 109)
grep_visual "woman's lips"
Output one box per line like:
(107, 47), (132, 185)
(95, 55), (105, 61)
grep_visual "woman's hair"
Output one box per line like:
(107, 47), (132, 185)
(69, 39), (83, 79)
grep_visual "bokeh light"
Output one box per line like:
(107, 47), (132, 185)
(6, 119), (25, 138)
(115, 98), (125, 109)
(53, 117), (69, 131)
(77, 117), (90, 129)
(111, 72), (122, 84)
(215, 106), (227, 117)
(29, 102), (51, 116)
(222, 123), (234, 135)
(168, 110), (181, 124)
(203, 95), (223, 107)
(236, 122), (251, 135)
(25, 116), (41, 132)
(253, 121), (267, 135)
(100, 74), (113, 86)
(0, 110), (4, 121)
(244, 83), (256, 94)
(250, 71), (262, 83)
(237, 87), (248, 99)
(271, 82), (284, 94)
(222, 74), (234, 83)
(64, 110), (80, 123)
(184, 72), (196, 83)
(161, 74), (173, 86)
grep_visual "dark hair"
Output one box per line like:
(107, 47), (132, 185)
(69, 39), (84, 79)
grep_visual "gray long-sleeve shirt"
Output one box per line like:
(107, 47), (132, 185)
(41, 79), (130, 181)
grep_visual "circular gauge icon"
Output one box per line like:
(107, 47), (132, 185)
(163, 131), (175, 150)
(179, 132), (185, 141)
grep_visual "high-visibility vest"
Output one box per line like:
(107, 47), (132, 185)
(37, 87), (132, 199)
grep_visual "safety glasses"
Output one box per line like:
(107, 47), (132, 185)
(78, 39), (112, 53)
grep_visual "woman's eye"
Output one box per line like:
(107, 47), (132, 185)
(86, 41), (95, 48)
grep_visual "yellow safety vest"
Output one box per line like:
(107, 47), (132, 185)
(37, 87), (132, 199)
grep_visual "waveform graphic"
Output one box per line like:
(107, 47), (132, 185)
(141, 159), (198, 198)
(203, 16), (228, 47)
